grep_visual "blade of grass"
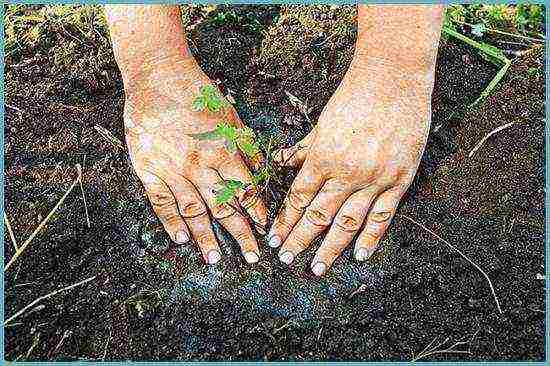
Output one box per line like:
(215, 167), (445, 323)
(4, 276), (96, 326)
(443, 26), (511, 108)
(4, 212), (19, 250)
(4, 165), (82, 272)
(401, 214), (502, 314)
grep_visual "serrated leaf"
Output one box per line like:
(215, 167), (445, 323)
(206, 98), (222, 113)
(214, 179), (244, 204)
(201, 84), (218, 97)
(238, 140), (259, 158)
(192, 96), (206, 111)
(216, 122), (238, 141)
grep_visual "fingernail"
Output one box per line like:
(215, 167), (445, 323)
(311, 262), (326, 277)
(355, 247), (373, 262)
(175, 231), (189, 244)
(207, 250), (221, 265)
(268, 234), (281, 248)
(279, 251), (294, 265)
(244, 251), (259, 264)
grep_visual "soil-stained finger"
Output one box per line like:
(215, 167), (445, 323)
(267, 163), (324, 250)
(140, 171), (190, 245)
(278, 179), (350, 265)
(354, 188), (403, 261)
(311, 189), (376, 276)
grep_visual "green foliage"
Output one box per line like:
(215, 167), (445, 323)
(211, 8), (264, 33)
(215, 179), (245, 204)
(189, 122), (260, 159)
(192, 84), (230, 113)
(444, 4), (545, 37)
(515, 4), (544, 33)
(194, 85), (228, 113)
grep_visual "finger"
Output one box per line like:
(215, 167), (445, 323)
(278, 180), (350, 265)
(273, 129), (317, 168)
(311, 189), (377, 276)
(192, 169), (261, 263)
(140, 171), (190, 245)
(217, 157), (268, 234)
(164, 174), (222, 264)
(355, 188), (403, 261)
(267, 163), (324, 249)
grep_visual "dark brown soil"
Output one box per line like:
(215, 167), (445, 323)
(3, 5), (545, 361)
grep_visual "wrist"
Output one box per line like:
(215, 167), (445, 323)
(343, 55), (436, 103)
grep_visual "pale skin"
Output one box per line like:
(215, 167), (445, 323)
(105, 5), (444, 275)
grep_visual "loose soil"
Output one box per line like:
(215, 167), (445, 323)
(3, 5), (545, 361)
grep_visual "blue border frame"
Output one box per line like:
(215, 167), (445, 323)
(1, 1), (548, 363)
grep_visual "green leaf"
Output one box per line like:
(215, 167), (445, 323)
(192, 96), (206, 111)
(251, 169), (269, 186)
(238, 140), (259, 158)
(471, 23), (486, 37)
(201, 84), (218, 97)
(214, 179), (245, 204)
(206, 98), (222, 113)
(216, 122), (238, 141)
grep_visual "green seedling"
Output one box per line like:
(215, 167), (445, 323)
(192, 84), (230, 113)
(190, 84), (268, 206)
(190, 122), (260, 159)
(214, 179), (245, 205)
(515, 4), (544, 33)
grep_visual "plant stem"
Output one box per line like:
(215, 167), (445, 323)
(453, 19), (544, 44)
(4, 165), (82, 272)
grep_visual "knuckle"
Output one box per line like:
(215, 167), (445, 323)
(179, 200), (207, 218)
(304, 207), (332, 229)
(194, 231), (214, 247)
(211, 203), (235, 220)
(361, 230), (381, 243)
(239, 187), (259, 210)
(148, 190), (175, 209)
(232, 230), (253, 244)
(287, 190), (309, 211)
(370, 211), (393, 223)
(334, 214), (362, 233)
(323, 244), (342, 258)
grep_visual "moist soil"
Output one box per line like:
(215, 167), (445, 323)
(3, 5), (545, 361)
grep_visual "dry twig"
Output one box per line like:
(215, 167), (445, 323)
(4, 276), (96, 326)
(468, 122), (515, 158)
(412, 328), (480, 361)
(4, 212), (19, 250)
(401, 214), (502, 314)
(4, 165), (82, 272)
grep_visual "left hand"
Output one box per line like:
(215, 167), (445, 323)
(268, 60), (436, 276)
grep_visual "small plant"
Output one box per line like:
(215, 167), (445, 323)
(515, 4), (544, 33)
(190, 84), (270, 207)
(192, 84), (230, 113)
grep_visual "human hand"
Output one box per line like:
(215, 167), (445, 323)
(268, 58), (437, 276)
(124, 57), (267, 265)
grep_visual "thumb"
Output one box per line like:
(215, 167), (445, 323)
(274, 128), (317, 168)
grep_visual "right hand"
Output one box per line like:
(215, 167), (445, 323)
(124, 57), (267, 265)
